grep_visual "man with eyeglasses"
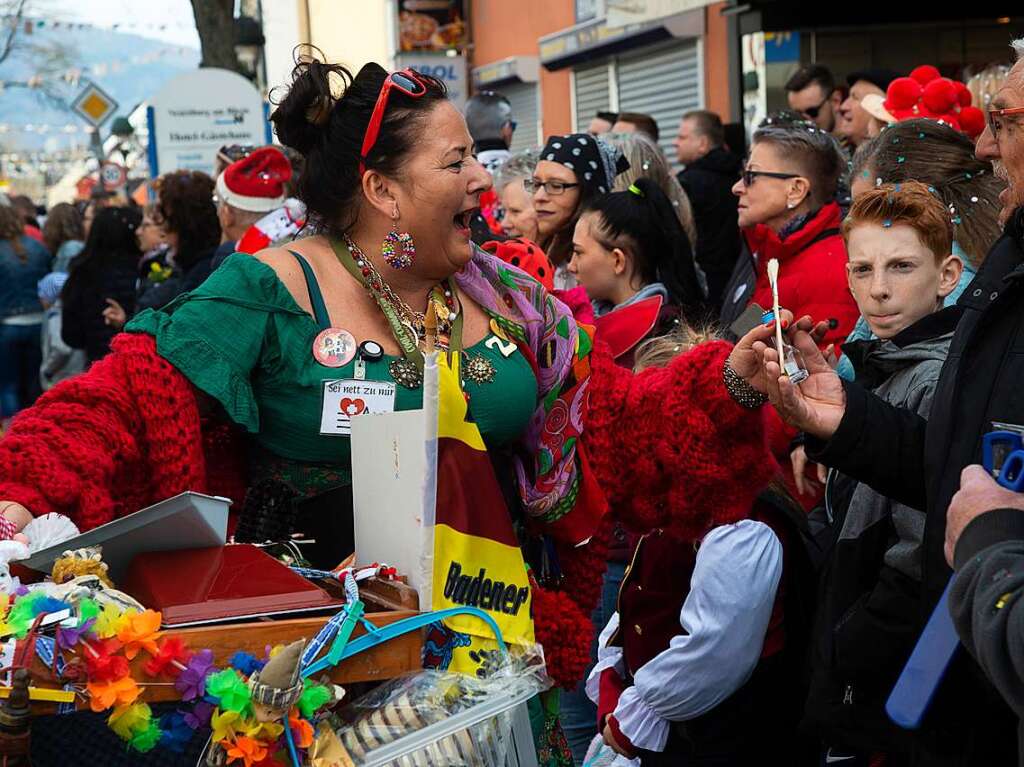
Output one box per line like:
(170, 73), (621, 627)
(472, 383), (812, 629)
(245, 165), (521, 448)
(738, 37), (1024, 764)
(785, 64), (843, 133)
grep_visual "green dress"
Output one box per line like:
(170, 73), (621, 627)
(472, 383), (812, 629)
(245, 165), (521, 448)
(126, 252), (538, 493)
(126, 252), (571, 766)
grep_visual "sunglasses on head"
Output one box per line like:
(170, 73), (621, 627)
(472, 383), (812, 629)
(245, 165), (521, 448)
(359, 69), (430, 176)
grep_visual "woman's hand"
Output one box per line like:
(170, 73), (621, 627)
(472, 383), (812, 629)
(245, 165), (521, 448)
(727, 310), (793, 394)
(102, 298), (127, 330)
(762, 327), (847, 440)
(728, 312), (826, 394)
(790, 444), (827, 496)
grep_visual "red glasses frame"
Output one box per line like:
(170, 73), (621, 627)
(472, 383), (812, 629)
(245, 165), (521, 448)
(988, 106), (1024, 140)
(359, 69), (429, 176)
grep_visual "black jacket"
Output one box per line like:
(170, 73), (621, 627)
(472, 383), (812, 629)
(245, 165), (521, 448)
(676, 147), (743, 309)
(951, 509), (1024, 761)
(61, 258), (137, 362)
(807, 208), (1024, 765)
(803, 309), (960, 757)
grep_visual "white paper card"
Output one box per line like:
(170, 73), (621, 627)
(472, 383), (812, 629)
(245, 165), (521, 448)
(350, 409), (429, 596)
(320, 380), (397, 436)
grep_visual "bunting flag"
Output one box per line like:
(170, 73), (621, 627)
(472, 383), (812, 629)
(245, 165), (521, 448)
(426, 353), (535, 674)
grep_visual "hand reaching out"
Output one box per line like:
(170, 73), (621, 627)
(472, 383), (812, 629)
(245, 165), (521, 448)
(102, 298), (127, 330)
(728, 312), (828, 394)
(760, 322), (847, 440)
(791, 444), (827, 496)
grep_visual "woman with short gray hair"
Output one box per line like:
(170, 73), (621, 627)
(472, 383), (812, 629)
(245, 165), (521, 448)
(494, 148), (541, 242)
(726, 123), (860, 349)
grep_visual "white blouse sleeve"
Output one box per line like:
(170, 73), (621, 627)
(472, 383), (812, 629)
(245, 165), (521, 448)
(585, 611), (625, 705)
(612, 519), (783, 752)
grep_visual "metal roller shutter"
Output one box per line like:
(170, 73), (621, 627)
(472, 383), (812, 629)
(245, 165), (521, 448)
(617, 40), (700, 161)
(573, 62), (611, 134)
(501, 81), (540, 152)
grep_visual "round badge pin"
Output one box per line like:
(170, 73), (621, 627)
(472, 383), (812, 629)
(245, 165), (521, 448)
(312, 327), (357, 368)
(358, 340), (385, 362)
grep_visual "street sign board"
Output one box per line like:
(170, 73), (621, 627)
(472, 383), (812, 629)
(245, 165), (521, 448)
(100, 161), (127, 190)
(71, 82), (118, 127)
(395, 52), (468, 107)
(148, 68), (269, 178)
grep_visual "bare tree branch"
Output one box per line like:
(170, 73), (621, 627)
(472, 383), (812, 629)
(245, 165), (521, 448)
(0, 0), (29, 67)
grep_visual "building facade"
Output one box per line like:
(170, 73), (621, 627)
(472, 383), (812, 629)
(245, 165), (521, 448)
(471, 0), (734, 161)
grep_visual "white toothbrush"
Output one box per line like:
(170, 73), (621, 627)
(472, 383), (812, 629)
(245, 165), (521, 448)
(767, 258), (784, 363)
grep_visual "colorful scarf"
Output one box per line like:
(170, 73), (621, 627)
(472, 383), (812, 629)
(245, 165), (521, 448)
(453, 247), (605, 545)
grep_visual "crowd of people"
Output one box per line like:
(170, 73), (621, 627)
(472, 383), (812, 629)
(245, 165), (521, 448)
(1, 39), (1024, 767)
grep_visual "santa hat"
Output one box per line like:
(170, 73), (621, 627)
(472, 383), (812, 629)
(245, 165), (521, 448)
(880, 66), (985, 139)
(216, 146), (291, 213)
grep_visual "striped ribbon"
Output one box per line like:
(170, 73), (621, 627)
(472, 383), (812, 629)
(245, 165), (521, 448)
(300, 608), (349, 669)
(34, 635), (66, 675)
(300, 571), (363, 669)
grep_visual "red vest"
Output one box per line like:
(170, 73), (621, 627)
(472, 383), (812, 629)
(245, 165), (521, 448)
(610, 498), (792, 676)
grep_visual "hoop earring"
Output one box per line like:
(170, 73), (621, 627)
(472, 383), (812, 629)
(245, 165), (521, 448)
(382, 218), (416, 271)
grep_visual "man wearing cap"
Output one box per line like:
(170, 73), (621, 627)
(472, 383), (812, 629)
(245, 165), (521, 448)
(837, 69), (900, 148)
(212, 146), (292, 269)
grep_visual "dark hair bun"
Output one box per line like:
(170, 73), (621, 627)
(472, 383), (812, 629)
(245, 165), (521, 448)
(269, 55), (447, 236)
(272, 53), (356, 156)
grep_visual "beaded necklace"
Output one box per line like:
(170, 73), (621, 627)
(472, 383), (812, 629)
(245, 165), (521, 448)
(332, 235), (461, 389)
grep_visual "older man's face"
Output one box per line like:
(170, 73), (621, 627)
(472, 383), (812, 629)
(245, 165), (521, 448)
(977, 59), (1024, 224)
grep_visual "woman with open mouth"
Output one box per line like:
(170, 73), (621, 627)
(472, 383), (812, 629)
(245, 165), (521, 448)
(0, 56), (780, 765)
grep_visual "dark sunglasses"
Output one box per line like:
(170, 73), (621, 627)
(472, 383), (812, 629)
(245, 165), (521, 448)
(741, 168), (801, 186)
(801, 93), (833, 120)
(359, 69), (429, 176)
(987, 106), (1024, 140)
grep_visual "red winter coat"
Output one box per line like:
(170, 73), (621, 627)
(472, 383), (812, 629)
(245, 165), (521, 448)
(746, 202), (859, 349)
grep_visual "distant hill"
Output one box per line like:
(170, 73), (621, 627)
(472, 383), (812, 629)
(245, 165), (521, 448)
(0, 22), (200, 151)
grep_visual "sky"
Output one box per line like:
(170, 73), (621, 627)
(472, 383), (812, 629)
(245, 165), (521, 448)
(38, 0), (201, 49)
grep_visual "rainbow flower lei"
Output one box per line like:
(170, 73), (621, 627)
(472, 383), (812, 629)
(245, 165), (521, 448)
(0, 590), (334, 765)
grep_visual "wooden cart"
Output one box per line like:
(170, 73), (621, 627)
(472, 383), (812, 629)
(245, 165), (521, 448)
(20, 577), (422, 713)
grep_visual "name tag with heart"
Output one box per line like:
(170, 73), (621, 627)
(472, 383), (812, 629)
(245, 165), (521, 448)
(320, 379), (397, 436)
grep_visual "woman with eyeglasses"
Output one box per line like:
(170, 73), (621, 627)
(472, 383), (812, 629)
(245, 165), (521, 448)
(727, 124), (859, 350)
(0, 57), (780, 764)
(529, 132), (629, 289)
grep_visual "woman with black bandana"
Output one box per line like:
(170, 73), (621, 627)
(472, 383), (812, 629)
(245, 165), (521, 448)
(528, 133), (629, 289)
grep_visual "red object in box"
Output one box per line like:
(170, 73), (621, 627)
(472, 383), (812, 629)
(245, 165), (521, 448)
(123, 544), (338, 627)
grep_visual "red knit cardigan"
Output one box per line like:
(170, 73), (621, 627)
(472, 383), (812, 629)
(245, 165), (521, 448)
(0, 332), (776, 684)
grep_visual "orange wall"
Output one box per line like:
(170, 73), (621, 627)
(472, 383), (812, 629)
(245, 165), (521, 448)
(704, 2), (732, 121)
(470, 0), (576, 138)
